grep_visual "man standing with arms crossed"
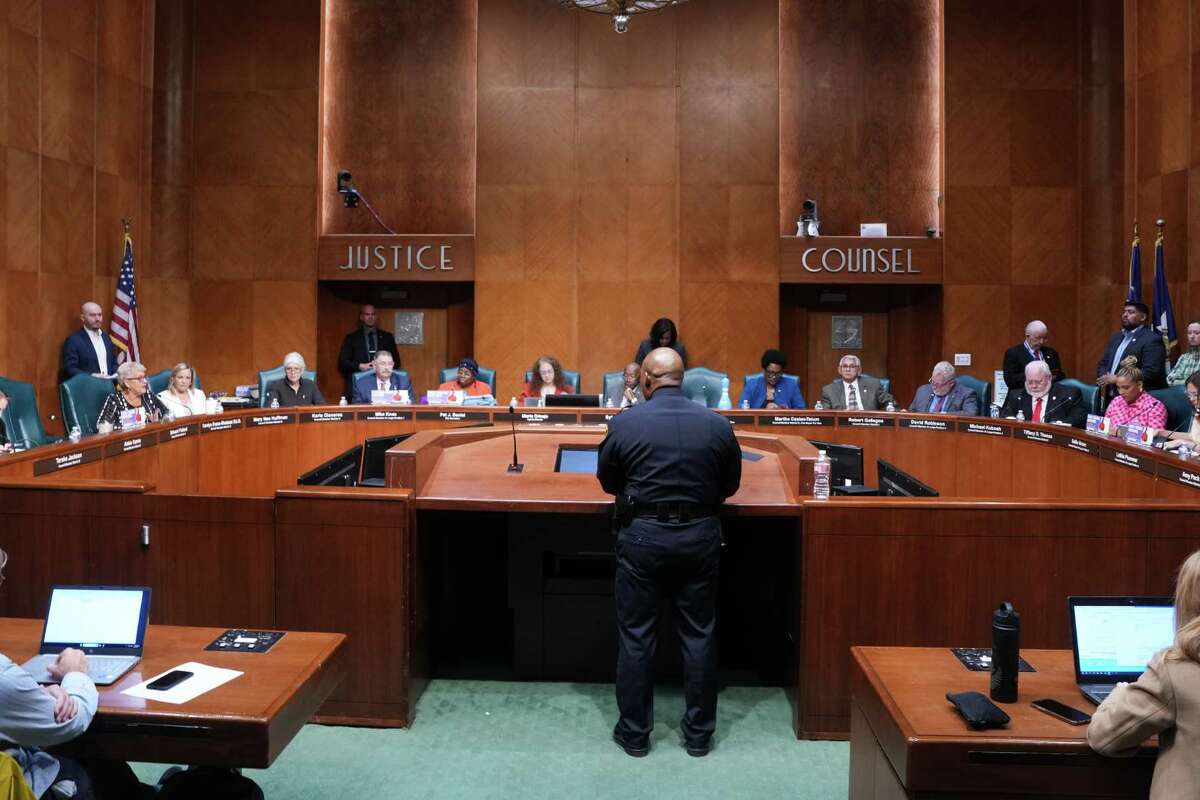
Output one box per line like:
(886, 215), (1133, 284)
(597, 348), (742, 758)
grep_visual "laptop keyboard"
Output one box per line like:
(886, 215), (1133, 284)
(86, 655), (138, 682)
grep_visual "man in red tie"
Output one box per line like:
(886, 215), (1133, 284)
(1000, 361), (1086, 427)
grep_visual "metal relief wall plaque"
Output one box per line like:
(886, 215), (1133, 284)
(832, 315), (863, 349)
(394, 311), (425, 345)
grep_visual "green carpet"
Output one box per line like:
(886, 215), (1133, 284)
(133, 680), (849, 799)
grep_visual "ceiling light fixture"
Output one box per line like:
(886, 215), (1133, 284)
(559, 0), (691, 34)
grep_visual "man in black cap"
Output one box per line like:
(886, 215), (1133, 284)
(337, 305), (399, 399)
(597, 347), (742, 759)
(1096, 301), (1167, 408)
(436, 357), (492, 397)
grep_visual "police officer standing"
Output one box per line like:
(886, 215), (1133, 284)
(597, 347), (742, 758)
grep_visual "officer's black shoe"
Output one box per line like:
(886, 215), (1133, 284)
(613, 732), (649, 758)
(685, 740), (711, 758)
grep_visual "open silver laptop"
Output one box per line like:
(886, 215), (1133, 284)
(1069, 596), (1174, 705)
(21, 586), (151, 686)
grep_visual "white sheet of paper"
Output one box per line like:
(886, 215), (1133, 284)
(122, 661), (243, 705)
(992, 369), (1008, 407)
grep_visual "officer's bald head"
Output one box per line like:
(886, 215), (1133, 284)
(641, 348), (683, 398)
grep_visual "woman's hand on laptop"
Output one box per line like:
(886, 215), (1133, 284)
(48, 648), (88, 681)
(43, 684), (78, 723)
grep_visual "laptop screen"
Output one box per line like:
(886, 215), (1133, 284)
(42, 586), (151, 650)
(1070, 597), (1174, 679)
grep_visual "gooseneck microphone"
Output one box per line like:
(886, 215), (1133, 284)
(506, 403), (523, 474)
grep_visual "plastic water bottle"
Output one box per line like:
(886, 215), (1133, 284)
(1015, 409), (1025, 421)
(717, 377), (732, 410)
(813, 451), (831, 500)
(338, 396), (348, 406)
(509, 396), (517, 409)
(270, 397), (280, 409)
(885, 401), (896, 413)
(605, 396), (614, 408)
(813, 400), (823, 411)
(164, 411), (175, 424)
(68, 425), (82, 443)
(740, 399), (750, 410)
(989, 404), (1000, 418)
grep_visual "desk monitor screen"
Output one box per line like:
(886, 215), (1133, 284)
(361, 433), (411, 486)
(298, 444), (363, 487)
(555, 445), (600, 474)
(876, 459), (938, 497)
(808, 440), (864, 486)
(545, 394), (603, 408)
(1070, 596), (1174, 679)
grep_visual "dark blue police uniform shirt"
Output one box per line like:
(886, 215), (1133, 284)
(597, 385), (742, 505)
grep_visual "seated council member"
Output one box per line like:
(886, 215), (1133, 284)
(351, 350), (411, 404)
(819, 355), (894, 411)
(1000, 361), (1086, 426)
(266, 352), (325, 407)
(1167, 321), (1200, 386)
(97, 362), (168, 430)
(633, 318), (688, 368)
(1002, 319), (1065, 391)
(156, 362), (206, 418)
(436, 358), (493, 397)
(1163, 371), (1200, 451)
(519, 356), (571, 404)
(909, 361), (979, 415)
(739, 349), (805, 409)
(1103, 366), (1167, 430)
(1089, 548), (1200, 799)
(604, 363), (645, 409)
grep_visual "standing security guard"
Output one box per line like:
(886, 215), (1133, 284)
(597, 347), (742, 758)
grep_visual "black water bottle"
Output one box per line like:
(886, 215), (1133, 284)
(990, 601), (1020, 703)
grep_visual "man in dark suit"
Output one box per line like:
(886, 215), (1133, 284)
(909, 361), (980, 416)
(1002, 361), (1086, 427)
(598, 348), (741, 759)
(60, 301), (117, 382)
(819, 354), (894, 410)
(1096, 302), (1167, 407)
(350, 351), (412, 404)
(1002, 320), (1065, 391)
(337, 305), (399, 398)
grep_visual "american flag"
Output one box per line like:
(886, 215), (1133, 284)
(111, 232), (141, 365)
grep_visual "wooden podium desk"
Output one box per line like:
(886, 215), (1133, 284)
(850, 646), (1155, 799)
(0, 619), (345, 768)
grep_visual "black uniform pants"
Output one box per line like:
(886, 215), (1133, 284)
(613, 517), (720, 747)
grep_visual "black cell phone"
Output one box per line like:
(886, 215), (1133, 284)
(146, 670), (193, 691)
(1032, 698), (1091, 725)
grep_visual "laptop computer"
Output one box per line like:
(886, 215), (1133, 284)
(21, 586), (151, 686)
(1069, 595), (1174, 705)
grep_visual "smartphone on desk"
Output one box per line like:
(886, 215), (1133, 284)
(146, 670), (193, 691)
(1032, 698), (1091, 725)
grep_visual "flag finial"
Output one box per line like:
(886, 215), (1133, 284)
(121, 218), (131, 235)
(1156, 218), (1165, 231)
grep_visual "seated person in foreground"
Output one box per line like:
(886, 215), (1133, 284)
(908, 361), (979, 415)
(999, 361), (1086, 426)
(265, 352), (325, 407)
(1167, 321), (1200, 386)
(1163, 371), (1200, 451)
(518, 356), (571, 404)
(1002, 319), (1065, 391)
(604, 363), (645, 408)
(0, 548), (154, 799)
(351, 350), (411, 404)
(819, 355), (893, 411)
(97, 361), (169, 430)
(1088, 548), (1200, 799)
(633, 318), (688, 369)
(156, 362), (206, 418)
(1102, 365), (1167, 430)
(739, 349), (805, 409)
(436, 358), (492, 397)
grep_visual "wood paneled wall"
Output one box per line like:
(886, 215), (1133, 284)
(0, 0), (154, 432)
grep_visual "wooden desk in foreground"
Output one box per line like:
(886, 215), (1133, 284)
(0, 619), (346, 768)
(850, 647), (1155, 799)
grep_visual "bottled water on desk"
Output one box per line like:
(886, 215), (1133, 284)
(813, 400), (823, 411)
(270, 397), (280, 409)
(717, 377), (733, 410)
(813, 451), (831, 500)
(989, 404), (1000, 418)
(1015, 409), (1025, 421)
(338, 396), (348, 406)
(68, 426), (82, 443)
(605, 396), (614, 408)
(741, 399), (750, 410)
(885, 401), (896, 413)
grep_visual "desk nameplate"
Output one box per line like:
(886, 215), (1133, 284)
(495, 411), (577, 425)
(898, 417), (952, 432)
(841, 415), (895, 428)
(958, 421), (1010, 437)
(199, 418), (245, 434)
(1157, 461), (1200, 490)
(358, 409), (413, 422)
(300, 411), (354, 424)
(1013, 426), (1065, 446)
(414, 410), (488, 423)
(247, 413), (296, 428)
(580, 412), (618, 424)
(103, 434), (158, 457)
(1060, 434), (1101, 456)
(724, 414), (755, 426)
(159, 423), (199, 443)
(34, 446), (102, 476)
(1100, 446), (1156, 474)
(760, 414), (833, 427)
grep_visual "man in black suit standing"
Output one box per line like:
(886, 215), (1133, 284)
(59, 301), (117, 382)
(1096, 302), (1167, 408)
(1001, 361), (1086, 427)
(1002, 320), (1065, 391)
(337, 304), (399, 400)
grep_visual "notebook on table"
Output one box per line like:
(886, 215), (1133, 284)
(20, 586), (151, 686)
(1069, 595), (1174, 705)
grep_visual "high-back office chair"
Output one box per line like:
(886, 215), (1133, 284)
(438, 366), (497, 393)
(1150, 386), (1193, 433)
(681, 368), (728, 408)
(1057, 378), (1099, 416)
(0, 376), (59, 449)
(59, 374), (116, 435)
(147, 368), (202, 396)
(954, 374), (990, 412)
(602, 371), (625, 401)
(258, 365), (317, 407)
(861, 373), (891, 396)
(523, 369), (581, 393)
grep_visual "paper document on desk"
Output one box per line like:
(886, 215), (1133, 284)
(123, 662), (243, 705)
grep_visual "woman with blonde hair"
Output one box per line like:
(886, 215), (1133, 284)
(157, 362), (206, 417)
(1089, 549), (1200, 796)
